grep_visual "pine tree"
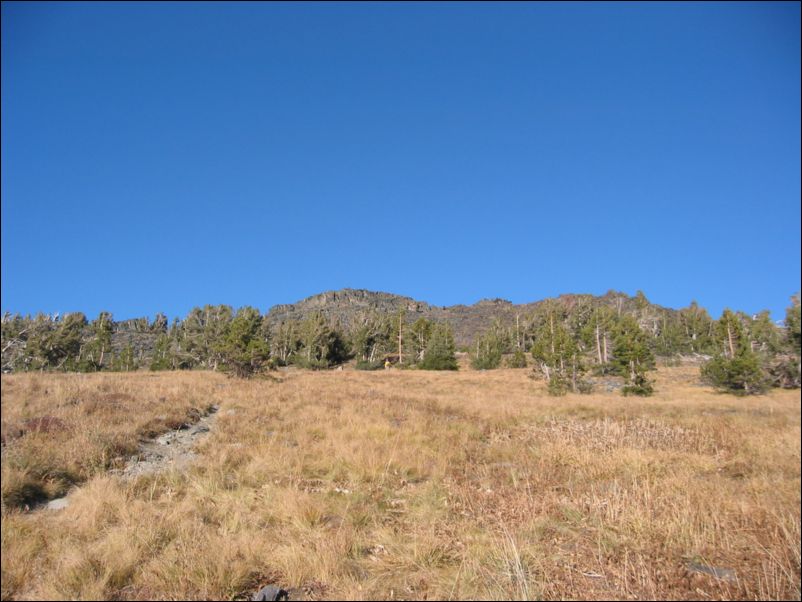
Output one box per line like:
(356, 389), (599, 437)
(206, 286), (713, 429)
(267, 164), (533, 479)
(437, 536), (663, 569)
(81, 312), (114, 371)
(701, 352), (768, 395)
(611, 315), (655, 396)
(787, 293), (801, 353)
(652, 313), (687, 358)
(765, 294), (801, 389)
(23, 313), (86, 371)
(1, 313), (34, 372)
(23, 314), (54, 371)
(748, 310), (783, 354)
(149, 334), (174, 371)
(350, 312), (395, 368)
(470, 326), (504, 370)
(406, 317), (433, 365)
(55, 313), (88, 370)
(294, 312), (348, 369)
(182, 305), (233, 369)
(701, 309), (769, 394)
(216, 306), (270, 378)
(419, 322), (458, 370)
(678, 301), (716, 355)
(271, 321), (299, 366)
(506, 348), (528, 368)
(530, 305), (584, 394)
(111, 344), (138, 372)
(580, 306), (615, 373)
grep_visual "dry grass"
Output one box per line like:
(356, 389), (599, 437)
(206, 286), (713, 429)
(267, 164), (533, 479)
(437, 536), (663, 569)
(1, 365), (799, 600)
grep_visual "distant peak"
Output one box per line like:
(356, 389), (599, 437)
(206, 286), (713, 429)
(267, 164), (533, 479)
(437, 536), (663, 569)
(475, 298), (512, 306)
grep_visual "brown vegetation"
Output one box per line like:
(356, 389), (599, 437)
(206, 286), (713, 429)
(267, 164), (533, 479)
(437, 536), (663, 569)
(1, 366), (799, 600)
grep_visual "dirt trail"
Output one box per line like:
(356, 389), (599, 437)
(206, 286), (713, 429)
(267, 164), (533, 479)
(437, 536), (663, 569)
(41, 404), (220, 511)
(114, 404), (220, 479)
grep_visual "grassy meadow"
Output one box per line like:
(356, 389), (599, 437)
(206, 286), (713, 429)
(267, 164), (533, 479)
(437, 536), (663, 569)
(1, 363), (800, 600)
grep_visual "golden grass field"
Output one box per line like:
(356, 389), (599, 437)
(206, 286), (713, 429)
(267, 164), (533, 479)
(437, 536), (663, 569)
(1, 363), (800, 601)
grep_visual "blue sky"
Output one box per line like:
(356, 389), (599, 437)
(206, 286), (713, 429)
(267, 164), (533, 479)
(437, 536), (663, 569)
(2, 2), (800, 321)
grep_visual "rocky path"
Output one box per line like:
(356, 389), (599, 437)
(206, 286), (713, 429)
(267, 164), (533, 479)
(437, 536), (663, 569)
(42, 404), (220, 511)
(114, 404), (220, 479)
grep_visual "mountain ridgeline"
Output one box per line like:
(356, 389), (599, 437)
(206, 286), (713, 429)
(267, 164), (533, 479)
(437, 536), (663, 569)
(267, 289), (691, 348)
(2, 289), (800, 394)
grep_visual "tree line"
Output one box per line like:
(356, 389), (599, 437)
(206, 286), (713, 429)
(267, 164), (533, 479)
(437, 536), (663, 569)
(1, 292), (799, 396)
(0, 306), (459, 378)
(467, 293), (800, 395)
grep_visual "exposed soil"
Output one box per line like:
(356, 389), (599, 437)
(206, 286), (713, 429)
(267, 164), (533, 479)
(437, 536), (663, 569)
(113, 403), (220, 479)
(40, 404), (220, 511)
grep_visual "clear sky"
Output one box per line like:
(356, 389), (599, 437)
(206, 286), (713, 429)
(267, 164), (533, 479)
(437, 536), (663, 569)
(2, 2), (800, 322)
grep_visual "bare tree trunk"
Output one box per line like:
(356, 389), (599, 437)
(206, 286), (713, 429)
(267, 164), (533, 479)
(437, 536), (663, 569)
(727, 323), (735, 359)
(602, 334), (608, 364)
(571, 354), (577, 392)
(398, 314), (403, 365)
(595, 325), (602, 364)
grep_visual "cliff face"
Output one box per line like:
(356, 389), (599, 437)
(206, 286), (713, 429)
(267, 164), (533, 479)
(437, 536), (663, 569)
(264, 288), (671, 348)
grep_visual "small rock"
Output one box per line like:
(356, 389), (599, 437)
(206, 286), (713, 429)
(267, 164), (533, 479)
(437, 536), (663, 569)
(686, 562), (736, 581)
(252, 584), (289, 601)
(46, 497), (70, 511)
(321, 514), (343, 528)
(365, 544), (386, 557)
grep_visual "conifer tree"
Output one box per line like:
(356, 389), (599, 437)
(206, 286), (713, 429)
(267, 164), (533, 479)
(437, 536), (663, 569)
(350, 312), (394, 368)
(111, 344), (138, 372)
(271, 320), (299, 366)
(419, 322), (458, 370)
(216, 306), (270, 378)
(470, 326), (504, 369)
(611, 315), (655, 396)
(406, 317), (433, 364)
(506, 349), (528, 368)
(786, 293), (801, 353)
(149, 334), (174, 371)
(701, 309), (768, 394)
(764, 295), (801, 389)
(23, 314), (55, 371)
(82, 312), (114, 371)
(1, 313), (33, 371)
(294, 312), (348, 369)
(151, 312), (169, 333)
(24, 313), (86, 371)
(531, 305), (585, 394)
(652, 313), (687, 358)
(55, 312), (88, 370)
(580, 306), (615, 373)
(183, 305), (233, 369)
(678, 301), (716, 355)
